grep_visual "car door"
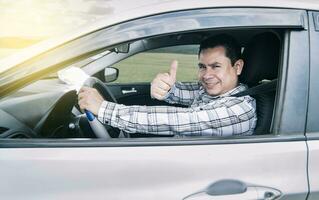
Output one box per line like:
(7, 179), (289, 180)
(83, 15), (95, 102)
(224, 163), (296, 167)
(108, 82), (163, 106)
(305, 10), (319, 200)
(0, 7), (310, 200)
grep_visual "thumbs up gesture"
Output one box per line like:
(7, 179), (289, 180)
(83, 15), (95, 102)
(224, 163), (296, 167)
(151, 60), (178, 100)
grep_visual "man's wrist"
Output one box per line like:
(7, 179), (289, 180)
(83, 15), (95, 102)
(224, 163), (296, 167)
(164, 83), (176, 99)
(97, 101), (114, 123)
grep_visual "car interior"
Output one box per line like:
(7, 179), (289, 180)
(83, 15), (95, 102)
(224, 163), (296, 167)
(239, 32), (280, 135)
(0, 29), (281, 139)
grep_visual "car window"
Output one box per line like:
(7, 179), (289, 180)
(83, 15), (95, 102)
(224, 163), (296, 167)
(113, 45), (199, 83)
(0, 7), (309, 143)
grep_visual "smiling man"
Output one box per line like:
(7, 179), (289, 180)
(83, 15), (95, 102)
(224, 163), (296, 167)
(78, 34), (257, 136)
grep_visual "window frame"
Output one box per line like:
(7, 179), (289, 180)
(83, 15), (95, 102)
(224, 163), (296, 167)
(0, 8), (307, 96)
(306, 11), (319, 137)
(0, 7), (310, 148)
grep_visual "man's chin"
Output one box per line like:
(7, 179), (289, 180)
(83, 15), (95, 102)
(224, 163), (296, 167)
(205, 88), (221, 96)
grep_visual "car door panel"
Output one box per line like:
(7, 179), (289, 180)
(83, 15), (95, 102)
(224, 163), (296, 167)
(306, 139), (319, 200)
(0, 139), (308, 200)
(108, 83), (170, 106)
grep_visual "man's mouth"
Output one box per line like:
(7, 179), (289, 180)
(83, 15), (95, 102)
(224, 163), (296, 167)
(203, 79), (220, 87)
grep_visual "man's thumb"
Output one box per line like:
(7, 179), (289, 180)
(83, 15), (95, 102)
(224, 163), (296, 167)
(169, 60), (178, 80)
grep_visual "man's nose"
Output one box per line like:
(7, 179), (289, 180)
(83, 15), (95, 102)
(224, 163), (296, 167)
(203, 67), (215, 79)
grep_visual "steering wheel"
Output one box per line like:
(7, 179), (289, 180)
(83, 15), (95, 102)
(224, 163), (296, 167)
(84, 77), (117, 103)
(83, 77), (120, 138)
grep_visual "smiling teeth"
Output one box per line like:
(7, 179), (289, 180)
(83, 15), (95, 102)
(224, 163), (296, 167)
(205, 81), (219, 85)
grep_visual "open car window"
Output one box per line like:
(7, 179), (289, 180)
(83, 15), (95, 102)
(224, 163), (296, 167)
(113, 45), (198, 83)
(0, 7), (308, 143)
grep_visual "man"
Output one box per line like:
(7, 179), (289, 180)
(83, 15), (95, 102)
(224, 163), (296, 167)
(78, 34), (257, 136)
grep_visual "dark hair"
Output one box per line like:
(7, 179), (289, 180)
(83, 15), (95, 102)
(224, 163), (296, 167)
(198, 34), (241, 66)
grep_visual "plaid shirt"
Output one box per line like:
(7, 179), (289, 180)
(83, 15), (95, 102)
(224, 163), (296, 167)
(98, 82), (257, 136)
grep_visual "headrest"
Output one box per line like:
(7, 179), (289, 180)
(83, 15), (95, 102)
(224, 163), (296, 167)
(240, 32), (280, 87)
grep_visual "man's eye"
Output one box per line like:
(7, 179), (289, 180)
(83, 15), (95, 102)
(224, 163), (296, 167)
(198, 64), (205, 69)
(211, 65), (221, 69)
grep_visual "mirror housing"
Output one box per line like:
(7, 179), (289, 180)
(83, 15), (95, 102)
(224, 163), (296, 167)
(113, 43), (130, 53)
(104, 67), (119, 83)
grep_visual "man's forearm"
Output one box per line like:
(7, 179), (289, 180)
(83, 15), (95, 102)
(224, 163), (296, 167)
(97, 97), (256, 136)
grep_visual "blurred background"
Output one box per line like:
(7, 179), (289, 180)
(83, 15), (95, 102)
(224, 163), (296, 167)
(0, 0), (150, 59)
(0, 0), (198, 82)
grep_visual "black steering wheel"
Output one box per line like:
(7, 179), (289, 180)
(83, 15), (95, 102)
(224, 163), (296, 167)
(84, 77), (118, 103)
(82, 77), (121, 138)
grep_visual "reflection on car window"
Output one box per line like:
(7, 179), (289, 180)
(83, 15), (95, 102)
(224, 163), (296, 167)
(46, 50), (112, 79)
(114, 45), (199, 83)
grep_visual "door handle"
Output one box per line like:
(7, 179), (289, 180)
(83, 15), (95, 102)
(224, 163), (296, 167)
(183, 179), (282, 200)
(121, 87), (137, 94)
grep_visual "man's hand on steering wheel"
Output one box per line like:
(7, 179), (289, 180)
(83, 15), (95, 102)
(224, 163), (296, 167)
(78, 87), (104, 115)
(77, 77), (122, 139)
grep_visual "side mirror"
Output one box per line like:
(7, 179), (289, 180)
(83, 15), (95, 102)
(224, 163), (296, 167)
(113, 43), (130, 53)
(104, 67), (119, 83)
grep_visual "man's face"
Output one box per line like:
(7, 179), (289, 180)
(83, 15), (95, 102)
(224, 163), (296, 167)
(198, 46), (243, 96)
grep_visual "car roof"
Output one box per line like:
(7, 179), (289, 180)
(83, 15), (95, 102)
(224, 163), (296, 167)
(0, 0), (318, 73)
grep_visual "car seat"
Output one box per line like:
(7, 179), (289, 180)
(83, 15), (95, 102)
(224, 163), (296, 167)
(239, 32), (280, 135)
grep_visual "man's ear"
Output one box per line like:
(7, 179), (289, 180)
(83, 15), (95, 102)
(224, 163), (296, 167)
(234, 59), (244, 75)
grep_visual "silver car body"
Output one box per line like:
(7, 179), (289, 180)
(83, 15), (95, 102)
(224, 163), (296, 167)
(0, 0), (318, 199)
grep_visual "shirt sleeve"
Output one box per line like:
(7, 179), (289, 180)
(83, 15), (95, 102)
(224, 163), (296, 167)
(164, 82), (201, 106)
(97, 96), (257, 136)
